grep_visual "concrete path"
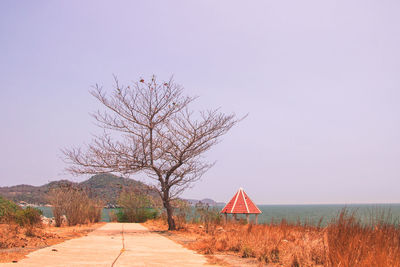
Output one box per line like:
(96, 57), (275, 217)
(1, 223), (217, 267)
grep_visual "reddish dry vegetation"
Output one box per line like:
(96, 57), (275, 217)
(146, 211), (400, 267)
(0, 223), (105, 263)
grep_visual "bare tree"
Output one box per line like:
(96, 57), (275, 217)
(63, 75), (241, 230)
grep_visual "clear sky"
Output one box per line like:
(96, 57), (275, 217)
(1, 1), (399, 204)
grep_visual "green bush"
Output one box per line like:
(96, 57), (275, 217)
(14, 207), (43, 227)
(117, 189), (158, 223)
(115, 207), (158, 223)
(115, 208), (128, 222)
(0, 196), (20, 222)
(0, 196), (42, 227)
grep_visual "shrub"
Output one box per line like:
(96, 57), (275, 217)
(117, 189), (158, 223)
(194, 202), (222, 233)
(48, 184), (103, 226)
(172, 199), (191, 229)
(0, 197), (43, 236)
(87, 199), (103, 223)
(115, 208), (128, 222)
(115, 207), (157, 223)
(0, 196), (20, 223)
(109, 210), (118, 222)
(14, 207), (43, 227)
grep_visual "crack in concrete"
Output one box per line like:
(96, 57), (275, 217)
(111, 224), (125, 267)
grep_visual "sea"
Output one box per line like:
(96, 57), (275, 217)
(37, 203), (400, 226)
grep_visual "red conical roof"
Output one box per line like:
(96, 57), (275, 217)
(221, 188), (262, 214)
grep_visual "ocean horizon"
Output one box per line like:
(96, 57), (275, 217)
(236, 203), (400, 225)
(37, 203), (400, 226)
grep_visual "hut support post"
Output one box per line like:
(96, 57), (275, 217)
(255, 214), (258, 225)
(246, 214), (250, 224)
(234, 214), (237, 221)
(224, 213), (227, 224)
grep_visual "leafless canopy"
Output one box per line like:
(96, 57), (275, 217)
(63, 75), (241, 229)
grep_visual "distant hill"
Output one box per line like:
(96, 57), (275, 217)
(0, 174), (222, 207)
(0, 174), (158, 205)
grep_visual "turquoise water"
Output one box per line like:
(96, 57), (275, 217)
(37, 204), (400, 226)
(244, 204), (400, 225)
(36, 207), (115, 222)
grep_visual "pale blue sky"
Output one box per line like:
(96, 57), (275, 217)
(1, 1), (399, 204)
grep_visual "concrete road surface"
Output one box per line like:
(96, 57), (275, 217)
(1, 223), (217, 267)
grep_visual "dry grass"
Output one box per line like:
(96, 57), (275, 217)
(187, 221), (325, 266)
(145, 209), (400, 267)
(325, 210), (400, 267)
(48, 185), (103, 226)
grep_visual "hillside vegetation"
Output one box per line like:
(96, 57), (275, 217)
(0, 174), (158, 205)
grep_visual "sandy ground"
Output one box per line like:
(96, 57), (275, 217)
(0, 223), (218, 267)
(0, 223), (105, 263)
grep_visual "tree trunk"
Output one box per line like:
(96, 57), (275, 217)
(163, 199), (176, 230)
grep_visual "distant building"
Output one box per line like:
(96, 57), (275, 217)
(18, 201), (28, 206)
(220, 188), (262, 224)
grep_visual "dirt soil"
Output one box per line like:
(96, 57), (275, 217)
(143, 220), (263, 267)
(0, 222), (105, 263)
